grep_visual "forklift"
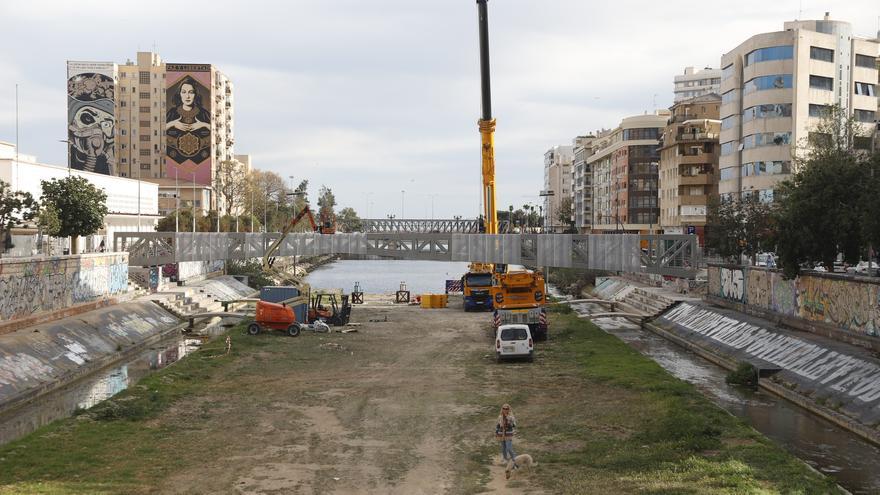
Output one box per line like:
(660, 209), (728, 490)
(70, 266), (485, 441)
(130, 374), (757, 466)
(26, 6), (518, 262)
(309, 291), (352, 326)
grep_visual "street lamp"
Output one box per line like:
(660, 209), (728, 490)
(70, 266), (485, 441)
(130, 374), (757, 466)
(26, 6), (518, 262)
(539, 190), (555, 233)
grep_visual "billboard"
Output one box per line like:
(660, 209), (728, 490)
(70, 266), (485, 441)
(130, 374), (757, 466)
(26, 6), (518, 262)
(165, 64), (213, 185)
(67, 61), (117, 175)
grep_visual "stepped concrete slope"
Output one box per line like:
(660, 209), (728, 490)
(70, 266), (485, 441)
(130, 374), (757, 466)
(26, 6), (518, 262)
(154, 276), (257, 319)
(0, 302), (181, 413)
(652, 302), (880, 442)
(592, 277), (697, 318)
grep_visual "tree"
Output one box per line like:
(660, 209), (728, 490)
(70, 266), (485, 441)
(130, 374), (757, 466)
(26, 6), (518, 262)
(317, 185), (337, 227)
(0, 180), (38, 252)
(337, 207), (362, 232)
(41, 176), (108, 254)
(705, 195), (776, 264)
(774, 105), (873, 277)
(214, 159), (249, 217)
(556, 197), (575, 232)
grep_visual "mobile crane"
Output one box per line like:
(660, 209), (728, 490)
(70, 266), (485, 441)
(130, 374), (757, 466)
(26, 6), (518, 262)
(475, 1), (549, 338)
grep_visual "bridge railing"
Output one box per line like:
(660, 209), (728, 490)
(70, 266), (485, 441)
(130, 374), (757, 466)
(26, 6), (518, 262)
(116, 232), (700, 278)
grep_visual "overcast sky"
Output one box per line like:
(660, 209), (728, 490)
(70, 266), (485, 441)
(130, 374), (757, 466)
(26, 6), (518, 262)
(1, 1), (878, 219)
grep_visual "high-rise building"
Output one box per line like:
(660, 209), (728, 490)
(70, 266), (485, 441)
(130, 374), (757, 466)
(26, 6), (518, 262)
(67, 52), (235, 214)
(658, 94), (721, 243)
(542, 145), (574, 232)
(571, 135), (596, 233)
(674, 67), (722, 102)
(718, 14), (879, 201)
(589, 111), (669, 233)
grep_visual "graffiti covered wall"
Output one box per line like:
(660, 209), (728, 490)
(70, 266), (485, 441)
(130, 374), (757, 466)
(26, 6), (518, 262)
(0, 254), (129, 323)
(708, 265), (880, 338)
(165, 63), (213, 185)
(67, 61), (117, 175)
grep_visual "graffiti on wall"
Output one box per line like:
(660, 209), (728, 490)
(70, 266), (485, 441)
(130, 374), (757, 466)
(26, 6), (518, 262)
(165, 64), (212, 185)
(0, 255), (129, 322)
(67, 61), (116, 175)
(709, 266), (880, 337)
(719, 267), (744, 301)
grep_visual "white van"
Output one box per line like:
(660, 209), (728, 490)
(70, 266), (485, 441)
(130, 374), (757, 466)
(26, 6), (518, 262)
(495, 324), (534, 362)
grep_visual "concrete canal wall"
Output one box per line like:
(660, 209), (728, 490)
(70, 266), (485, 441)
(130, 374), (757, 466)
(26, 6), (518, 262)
(0, 301), (180, 414)
(651, 302), (880, 445)
(0, 253), (130, 335)
(707, 265), (880, 350)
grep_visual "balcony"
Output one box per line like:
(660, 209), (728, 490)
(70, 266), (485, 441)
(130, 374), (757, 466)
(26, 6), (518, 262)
(679, 174), (713, 186)
(679, 153), (714, 165)
(679, 194), (709, 206)
(676, 131), (719, 142)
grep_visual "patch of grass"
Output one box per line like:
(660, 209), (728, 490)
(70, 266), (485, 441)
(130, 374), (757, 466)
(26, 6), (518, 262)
(726, 362), (759, 389)
(501, 313), (843, 494)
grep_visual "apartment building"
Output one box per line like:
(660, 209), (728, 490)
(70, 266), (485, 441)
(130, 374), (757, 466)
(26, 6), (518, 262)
(572, 135), (596, 233)
(658, 94), (721, 243)
(718, 14), (879, 201)
(589, 111), (669, 233)
(542, 145), (574, 232)
(67, 52), (235, 213)
(674, 67), (722, 102)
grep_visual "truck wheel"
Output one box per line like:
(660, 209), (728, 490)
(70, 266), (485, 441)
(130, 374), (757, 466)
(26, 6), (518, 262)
(287, 324), (301, 337)
(247, 323), (261, 335)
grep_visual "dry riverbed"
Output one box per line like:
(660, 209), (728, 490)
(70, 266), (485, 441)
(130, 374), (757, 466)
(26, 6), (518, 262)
(0, 298), (839, 494)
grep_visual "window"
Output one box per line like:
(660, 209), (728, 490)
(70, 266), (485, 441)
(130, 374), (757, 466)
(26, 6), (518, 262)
(721, 141), (736, 156)
(854, 109), (876, 123)
(721, 115), (737, 130)
(742, 132), (791, 149)
(721, 89), (738, 105)
(809, 104), (831, 117)
(855, 82), (876, 97)
(139, 71), (150, 84)
(743, 74), (792, 94)
(719, 167), (738, 181)
(742, 103), (791, 122)
(140, 163), (151, 170)
(120, 101), (127, 107)
(623, 128), (660, 140)
(809, 46), (834, 62)
(139, 91), (150, 99)
(854, 137), (873, 150)
(745, 45), (793, 65)
(855, 54), (877, 69)
(809, 75), (833, 91)
(742, 161), (791, 176)
(809, 132), (832, 147)
(758, 190), (774, 203)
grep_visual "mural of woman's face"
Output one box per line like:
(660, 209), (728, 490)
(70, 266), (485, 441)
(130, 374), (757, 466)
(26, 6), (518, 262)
(180, 83), (196, 107)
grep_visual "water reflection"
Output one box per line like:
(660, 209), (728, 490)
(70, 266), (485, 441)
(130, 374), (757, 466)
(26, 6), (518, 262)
(0, 337), (204, 445)
(569, 299), (880, 494)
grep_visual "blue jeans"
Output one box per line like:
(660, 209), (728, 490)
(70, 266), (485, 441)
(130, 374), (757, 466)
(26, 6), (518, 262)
(500, 439), (516, 461)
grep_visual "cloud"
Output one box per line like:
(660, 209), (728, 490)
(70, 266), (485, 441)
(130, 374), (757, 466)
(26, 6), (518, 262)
(0, 0), (877, 218)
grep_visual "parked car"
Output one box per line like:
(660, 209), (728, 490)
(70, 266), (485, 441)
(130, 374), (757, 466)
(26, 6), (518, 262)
(495, 324), (534, 362)
(847, 261), (879, 275)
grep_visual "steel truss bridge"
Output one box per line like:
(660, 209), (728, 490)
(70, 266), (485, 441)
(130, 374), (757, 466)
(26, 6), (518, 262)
(360, 218), (512, 233)
(114, 231), (700, 278)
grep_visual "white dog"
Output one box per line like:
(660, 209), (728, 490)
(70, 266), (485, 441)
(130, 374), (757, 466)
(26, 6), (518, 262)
(505, 454), (536, 479)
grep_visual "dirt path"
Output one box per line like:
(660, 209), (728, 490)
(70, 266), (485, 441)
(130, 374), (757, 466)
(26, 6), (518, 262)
(162, 297), (534, 494)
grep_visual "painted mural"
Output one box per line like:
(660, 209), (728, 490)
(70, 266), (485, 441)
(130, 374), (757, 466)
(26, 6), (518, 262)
(165, 64), (213, 185)
(67, 61), (117, 175)
(709, 265), (880, 337)
(0, 254), (129, 322)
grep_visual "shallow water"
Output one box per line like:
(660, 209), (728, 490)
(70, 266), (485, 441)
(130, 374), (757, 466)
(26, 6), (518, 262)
(567, 297), (880, 494)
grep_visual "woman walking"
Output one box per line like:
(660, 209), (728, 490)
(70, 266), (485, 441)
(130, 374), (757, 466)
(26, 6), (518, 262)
(495, 403), (518, 468)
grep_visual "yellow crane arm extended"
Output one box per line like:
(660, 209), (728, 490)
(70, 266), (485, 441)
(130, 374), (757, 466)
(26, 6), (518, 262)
(476, 0), (497, 234)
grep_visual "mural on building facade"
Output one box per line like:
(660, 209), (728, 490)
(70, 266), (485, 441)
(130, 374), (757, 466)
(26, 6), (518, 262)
(0, 255), (128, 322)
(165, 64), (213, 185)
(709, 266), (880, 337)
(67, 62), (116, 175)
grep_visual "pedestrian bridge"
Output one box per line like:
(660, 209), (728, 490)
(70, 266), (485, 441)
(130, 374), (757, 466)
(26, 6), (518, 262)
(114, 232), (700, 278)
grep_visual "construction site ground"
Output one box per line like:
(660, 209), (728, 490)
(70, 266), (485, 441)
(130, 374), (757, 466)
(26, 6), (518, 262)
(0, 295), (838, 494)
